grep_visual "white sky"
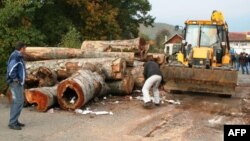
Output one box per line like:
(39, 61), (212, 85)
(148, 0), (250, 32)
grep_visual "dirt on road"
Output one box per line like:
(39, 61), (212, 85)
(0, 72), (250, 141)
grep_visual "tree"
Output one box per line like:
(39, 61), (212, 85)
(0, 0), (46, 92)
(0, 0), (46, 73)
(59, 26), (82, 48)
(33, 0), (74, 45)
(112, 0), (155, 39)
(155, 29), (171, 50)
(64, 0), (121, 40)
(0, 0), (155, 92)
(65, 0), (154, 40)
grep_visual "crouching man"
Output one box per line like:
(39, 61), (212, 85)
(142, 59), (164, 108)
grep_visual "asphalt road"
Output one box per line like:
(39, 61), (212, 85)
(0, 72), (249, 141)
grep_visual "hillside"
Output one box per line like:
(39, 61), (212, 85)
(139, 22), (180, 40)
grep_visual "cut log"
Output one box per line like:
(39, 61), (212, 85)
(56, 70), (70, 81)
(81, 41), (110, 52)
(81, 37), (150, 60)
(146, 53), (166, 65)
(57, 70), (109, 110)
(25, 74), (39, 88)
(24, 47), (134, 66)
(6, 88), (12, 104)
(133, 60), (145, 67)
(107, 75), (134, 95)
(128, 66), (145, 89)
(25, 67), (58, 88)
(62, 62), (102, 78)
(7, 88), (29, 106)
(128, 64), (167, 89)
(36, 67), (57, 87)
(26, 58), (126, 81)
(24, 47), (85, 61)
(80, 51), (134, 67)
(25, 86), (57, 112)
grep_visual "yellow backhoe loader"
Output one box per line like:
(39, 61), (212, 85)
(162, 10), (238, 96)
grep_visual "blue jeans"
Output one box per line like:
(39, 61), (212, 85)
(9, 82), (24, 126)
(236, 62), (240, 71)
(241, 64), (249, 74)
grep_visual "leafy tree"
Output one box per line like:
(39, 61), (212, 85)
(64, 0), (121, 40)
(0, 0), (45, 73)
(33, 0), (73, 45)
(112, 0), (155, 39)
(59, 26), (82, 48)
(0, 0), (45, 92)
(139, 33), (150, 42)
(155, 29), (171, 50)
(0, 0), (155, 92)
(65, 0), (154, 40)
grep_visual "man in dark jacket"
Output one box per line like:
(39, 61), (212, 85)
(239, 52), (249, 74)
(142, 59), (164, 108)
(6, 41), (26, 130)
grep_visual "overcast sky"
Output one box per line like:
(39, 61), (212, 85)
(148, 0), (250, 32)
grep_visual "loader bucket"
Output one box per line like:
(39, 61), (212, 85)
(161, 65), (238, 96)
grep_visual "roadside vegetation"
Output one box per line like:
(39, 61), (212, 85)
(0, 0), (155, 92)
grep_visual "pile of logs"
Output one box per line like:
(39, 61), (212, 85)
(23, 37), (166, 112)
(81, 37), (149, 60)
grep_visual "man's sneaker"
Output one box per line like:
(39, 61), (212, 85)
(17, 122), (25, 127)
(8, 124), (22, 130)
(144, 101), (153, 109)
(154, 103), (160, 107)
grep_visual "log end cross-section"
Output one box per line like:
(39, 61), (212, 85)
(57, 80), (84, 110)
(25, 90), (49, 112)
(25, 86), (57, 112)
(57, 70), (108, 110)
(107, 74), (135, 95)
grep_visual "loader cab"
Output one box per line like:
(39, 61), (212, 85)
(184, 24), (218, 47)
(181, 21), (230, 67)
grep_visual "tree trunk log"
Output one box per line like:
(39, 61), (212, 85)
(24, 47), (85, 61)
(107, 74), (134, 95)
(25, 67), (58, 88)
(57, 70), (109, 110)
(7, 88), (29, 106)
(24, 47), (134, 66)
(128, 66), (145, 89)
(81, 37), (150, 60)
(129, 64), (168, 90)
(25, 86), (57, 112)
(146, 53), (166, 65)
(132, 60), (145, 67)
(26, 58), (126, 81)
(81, 51), (134, 67)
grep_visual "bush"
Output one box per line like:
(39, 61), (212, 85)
(0, 75), (7, 95)
(59, 26), (82, 48)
